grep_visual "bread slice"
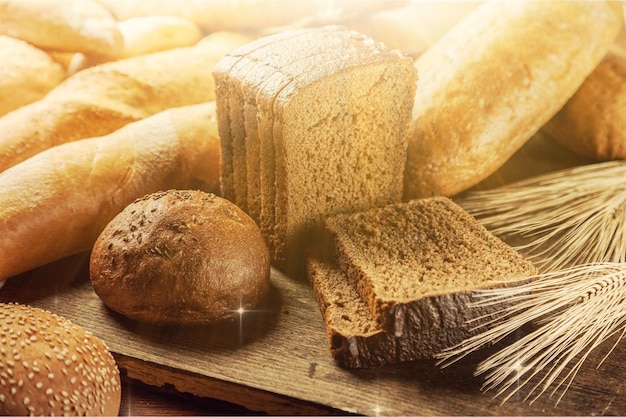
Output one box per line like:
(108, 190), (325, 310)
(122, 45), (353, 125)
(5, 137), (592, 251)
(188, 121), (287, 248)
(245, 29), (350, 244)
(325, 196), (538, 337)
(307, 252), (476, 368)
(214, 30), (309, 214)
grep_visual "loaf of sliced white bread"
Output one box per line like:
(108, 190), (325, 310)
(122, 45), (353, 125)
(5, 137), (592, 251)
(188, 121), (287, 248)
(214, 26), (417, 274)
(309, 197), (537, 367)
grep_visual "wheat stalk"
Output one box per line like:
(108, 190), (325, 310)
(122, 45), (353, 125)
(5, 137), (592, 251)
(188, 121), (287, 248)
(458, 160), (626, 272)
(438, 262), (626, 405)
(437, 161), (626, 405)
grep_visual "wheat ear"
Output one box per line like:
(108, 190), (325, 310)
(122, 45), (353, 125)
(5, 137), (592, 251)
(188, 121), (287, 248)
(458, 161), (626, 272)
(437, 262), (626, 405)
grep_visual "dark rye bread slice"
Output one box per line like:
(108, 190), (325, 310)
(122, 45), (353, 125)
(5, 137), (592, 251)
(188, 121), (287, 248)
(307, 253), (396, 368)
(215, 29), (318, 218)
(307, 253), (476, 368)
(266, 27), (417, 273)
(325, 196), (538, 337)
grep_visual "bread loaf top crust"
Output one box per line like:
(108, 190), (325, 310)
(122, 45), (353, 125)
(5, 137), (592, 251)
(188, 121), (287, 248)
(90, 190), (271, 326)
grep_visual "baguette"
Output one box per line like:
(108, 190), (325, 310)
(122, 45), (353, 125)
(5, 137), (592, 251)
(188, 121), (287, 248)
(118, 15), (203, 58)
(0, 35), (65, 116)
(404, 0), (623, 199)
(0, 31), (250, 174)
(542, 45), (626, 161)
(0, 102), (220, 283)
(343, 1), (481, 58)
(0, 0), (123, 59)
(96, 0), (404, 32)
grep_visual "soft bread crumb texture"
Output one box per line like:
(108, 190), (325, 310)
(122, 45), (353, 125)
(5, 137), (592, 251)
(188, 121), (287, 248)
(0, 303), (121, 416)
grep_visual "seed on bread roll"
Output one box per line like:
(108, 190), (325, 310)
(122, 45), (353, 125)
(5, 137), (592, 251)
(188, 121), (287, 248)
(89, 190), (271, 326)
(0, 303), (121, 416)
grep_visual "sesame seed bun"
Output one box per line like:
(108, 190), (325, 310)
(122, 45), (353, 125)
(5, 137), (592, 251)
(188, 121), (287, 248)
(0, 303), (121, 416)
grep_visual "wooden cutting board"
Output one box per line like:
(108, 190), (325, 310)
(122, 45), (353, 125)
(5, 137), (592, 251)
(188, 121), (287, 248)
(2, 133), (625, 416)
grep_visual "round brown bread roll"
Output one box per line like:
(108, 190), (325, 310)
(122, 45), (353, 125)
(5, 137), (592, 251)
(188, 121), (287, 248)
(0, 303), (121, 416)
(89, 189), (271, 325)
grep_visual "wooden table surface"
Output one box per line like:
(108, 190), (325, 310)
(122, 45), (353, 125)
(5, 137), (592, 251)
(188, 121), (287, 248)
(2, 133), (626, 416)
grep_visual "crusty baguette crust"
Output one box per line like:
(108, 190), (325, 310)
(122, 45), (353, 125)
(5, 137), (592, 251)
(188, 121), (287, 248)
(404, 0), (623, 199)
(0, 103), (220, 282)
(343, 1), (480, 58)
(542, 46), (626, 161)
(96, 0), (405, 32)
(118, 15), (203, 58)
(0, 0), (123, 58)
(0, 32), (249, 174)
(0, 35), (65, 116)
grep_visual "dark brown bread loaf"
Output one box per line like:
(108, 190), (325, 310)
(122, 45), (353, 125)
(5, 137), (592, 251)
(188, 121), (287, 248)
(214, 26), (417, 275)
(90, 190), (271, 326)
(325, 196), (538, 337)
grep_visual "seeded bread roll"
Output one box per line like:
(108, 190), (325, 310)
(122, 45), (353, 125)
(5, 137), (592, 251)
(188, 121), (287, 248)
(90, 190), (271, 326)
(325, 196), (537, 337)
(0, 303), (121, 416)
(404, 0), (623, 199)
